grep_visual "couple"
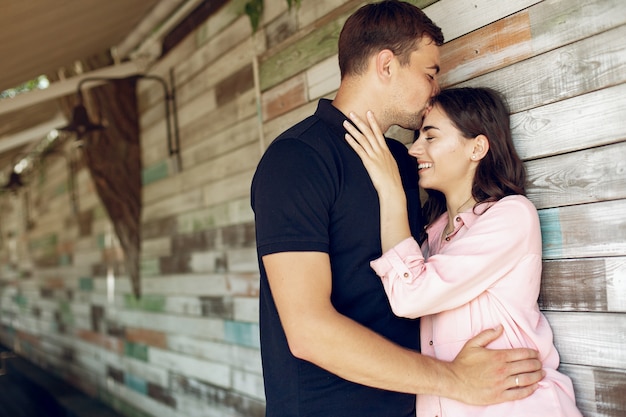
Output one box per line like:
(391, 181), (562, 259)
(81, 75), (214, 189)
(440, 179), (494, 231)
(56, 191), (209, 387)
(251, 1), (581, 416)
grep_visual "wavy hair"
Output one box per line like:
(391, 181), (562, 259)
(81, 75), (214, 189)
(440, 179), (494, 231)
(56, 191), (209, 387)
(422, 87), (526, 230)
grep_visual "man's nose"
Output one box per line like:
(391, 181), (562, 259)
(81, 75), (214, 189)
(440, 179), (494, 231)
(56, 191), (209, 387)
(431, 80), (440, 97)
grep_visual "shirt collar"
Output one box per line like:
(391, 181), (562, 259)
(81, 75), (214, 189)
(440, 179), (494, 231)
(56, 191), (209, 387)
(315, 98), (350, 138)
(459, 201), (495, 228)
(428, 200), (495, 232)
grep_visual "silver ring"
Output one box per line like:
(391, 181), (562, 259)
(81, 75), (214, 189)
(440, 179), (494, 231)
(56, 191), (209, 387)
(515, 376), (519, 387)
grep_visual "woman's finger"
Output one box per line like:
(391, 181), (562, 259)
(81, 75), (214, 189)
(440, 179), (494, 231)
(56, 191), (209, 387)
(343, 120), (374, 155)
(349, 111), (390, 155)
(365, 111), (387, 148)
(348, 112), (378, 147)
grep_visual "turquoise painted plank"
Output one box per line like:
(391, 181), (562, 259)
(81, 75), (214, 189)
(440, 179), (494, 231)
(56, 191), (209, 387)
(79, 277), (94, 291)
(538, 208), (563, 258)
(97, 234), (106, 250)
(58, 253), (72, 266)
(224, 320), (260, 348)
(124, 341), (149, 362)
(124, 294), (166, 312)
(142, 160), (169, 186)
(124, 373), (148, 395)
(13, 294), (28, 308)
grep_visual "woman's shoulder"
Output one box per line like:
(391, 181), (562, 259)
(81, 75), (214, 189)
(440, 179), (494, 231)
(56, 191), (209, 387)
(487, 195), (539, 225)
(499, 194), (537, 210)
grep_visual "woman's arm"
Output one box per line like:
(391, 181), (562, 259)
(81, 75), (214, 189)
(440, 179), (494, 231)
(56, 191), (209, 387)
(344, 112), (541, 318)
(343, 111), (412, 252)
(372, 198), (539, 318)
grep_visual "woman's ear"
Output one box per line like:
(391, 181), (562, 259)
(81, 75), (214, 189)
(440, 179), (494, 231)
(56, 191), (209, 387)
(471, 134), (490, 161)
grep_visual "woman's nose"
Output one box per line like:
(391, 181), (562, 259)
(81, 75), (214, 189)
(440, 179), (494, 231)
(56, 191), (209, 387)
(409, 140), (423, 157)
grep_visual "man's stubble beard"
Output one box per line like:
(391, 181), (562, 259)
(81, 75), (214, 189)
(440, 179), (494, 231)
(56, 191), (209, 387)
(391, 106), (427, 132)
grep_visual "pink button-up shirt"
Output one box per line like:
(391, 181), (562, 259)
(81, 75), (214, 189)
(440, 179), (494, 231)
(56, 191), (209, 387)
(371, 195), (581, 417)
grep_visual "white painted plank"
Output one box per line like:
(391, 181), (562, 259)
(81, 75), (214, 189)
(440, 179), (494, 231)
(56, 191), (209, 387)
(425, 0), (542, 42)
(116, 310), (223, 341)
(512, 83), (626, 160)
(546, 311), (626, 368)
(149, 346), (231, 388)
(463, 24), (626, 113)
(306, 54), (340, 100)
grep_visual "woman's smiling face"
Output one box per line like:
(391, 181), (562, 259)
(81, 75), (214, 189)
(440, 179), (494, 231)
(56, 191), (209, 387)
(408, 105), (476, 194)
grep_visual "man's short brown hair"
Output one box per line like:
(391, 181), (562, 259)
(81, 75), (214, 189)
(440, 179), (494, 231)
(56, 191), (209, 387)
(338, 0), (444, 78)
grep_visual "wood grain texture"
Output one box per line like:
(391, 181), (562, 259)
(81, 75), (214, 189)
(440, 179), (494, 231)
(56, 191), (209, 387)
(439, 0), (626, 87)
(425, 0), (541, 43)
(546, 311), (626, 369)
(538, 199), (626, 259)
(539, 257), (626, 313)
(526, 141), (626, 209)
(561, 363), (626, 417)
(261, 73), (307, 122)
(439, 11), (533, 87)
(512, 83), (626, 161)
(462, 24), (626, 113)
(259, 16), (345, 91)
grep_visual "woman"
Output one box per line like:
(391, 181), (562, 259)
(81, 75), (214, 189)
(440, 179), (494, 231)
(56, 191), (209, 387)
(343, 87), (581, 416)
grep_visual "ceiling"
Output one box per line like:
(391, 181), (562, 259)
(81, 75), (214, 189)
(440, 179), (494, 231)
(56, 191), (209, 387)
(0, 0), (171, 174)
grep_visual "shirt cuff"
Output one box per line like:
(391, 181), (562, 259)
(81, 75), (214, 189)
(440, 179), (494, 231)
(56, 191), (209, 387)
(370, 237), (422, 278)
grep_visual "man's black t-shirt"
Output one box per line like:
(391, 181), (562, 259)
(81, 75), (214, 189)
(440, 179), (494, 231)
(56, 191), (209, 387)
(251, 99), (424, 417)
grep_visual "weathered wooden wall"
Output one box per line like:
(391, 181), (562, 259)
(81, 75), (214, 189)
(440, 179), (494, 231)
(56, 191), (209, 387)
(0, 0), (624, 416)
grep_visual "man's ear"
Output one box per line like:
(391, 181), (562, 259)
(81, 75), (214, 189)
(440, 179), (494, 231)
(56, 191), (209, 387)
(471, 134), (490, 161)
(375, 49), (395, 81)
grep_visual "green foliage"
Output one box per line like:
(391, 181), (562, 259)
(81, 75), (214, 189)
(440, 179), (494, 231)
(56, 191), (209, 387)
(0, 75), (49, 99)
(245, 0), (301, 32)
(245, 0), (264, 32)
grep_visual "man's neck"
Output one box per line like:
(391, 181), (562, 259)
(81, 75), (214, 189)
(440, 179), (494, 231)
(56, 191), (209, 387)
(332, 80), (391, 132)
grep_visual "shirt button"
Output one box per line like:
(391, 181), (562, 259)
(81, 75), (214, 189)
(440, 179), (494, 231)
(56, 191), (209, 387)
(455, 216), (461, 222)
(403, 272), (409, 278)
(429, 340), (433, 345)
(445, 237), (450, 241)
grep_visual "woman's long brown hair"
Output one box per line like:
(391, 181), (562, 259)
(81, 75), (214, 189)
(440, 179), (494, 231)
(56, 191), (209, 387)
(420, 87), (526, 237)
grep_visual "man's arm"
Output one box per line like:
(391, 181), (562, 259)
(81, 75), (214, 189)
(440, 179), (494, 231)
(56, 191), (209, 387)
(263, 251), (545, 405)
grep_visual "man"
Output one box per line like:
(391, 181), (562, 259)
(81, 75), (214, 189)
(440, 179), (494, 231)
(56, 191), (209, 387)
(251, 2), (544, 416)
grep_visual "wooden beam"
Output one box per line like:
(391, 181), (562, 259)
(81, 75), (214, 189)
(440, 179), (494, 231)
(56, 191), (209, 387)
(0, 61), (145, 116)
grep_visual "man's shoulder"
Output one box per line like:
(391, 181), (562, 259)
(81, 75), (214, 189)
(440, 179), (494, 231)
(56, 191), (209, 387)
(274, 114), (323, 143)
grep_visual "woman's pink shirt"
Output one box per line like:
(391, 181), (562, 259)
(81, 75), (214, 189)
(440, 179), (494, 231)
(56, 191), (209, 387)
(371, 195), (581, 417)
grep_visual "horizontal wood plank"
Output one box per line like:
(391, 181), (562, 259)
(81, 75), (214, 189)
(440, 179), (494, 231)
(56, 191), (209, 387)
(539, 257), (626, 313)
(559, 363), (626, 417)
(306, 54), (341, 100)
(462, 24), (626, 113)
(426, 0), (541, 43)
(526, 141), (626, 209)
(261, 73), (307, 122)
(512, 82), (626, 160)
(440, 0), (626, 87)
(545, 311), (626, 369)
(180, 116), (260, 170)
(178, 142), (260, 192)
(179, 89), (257, 153)
(259, 15), (345, 91)
(538, 199), (626, 259)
